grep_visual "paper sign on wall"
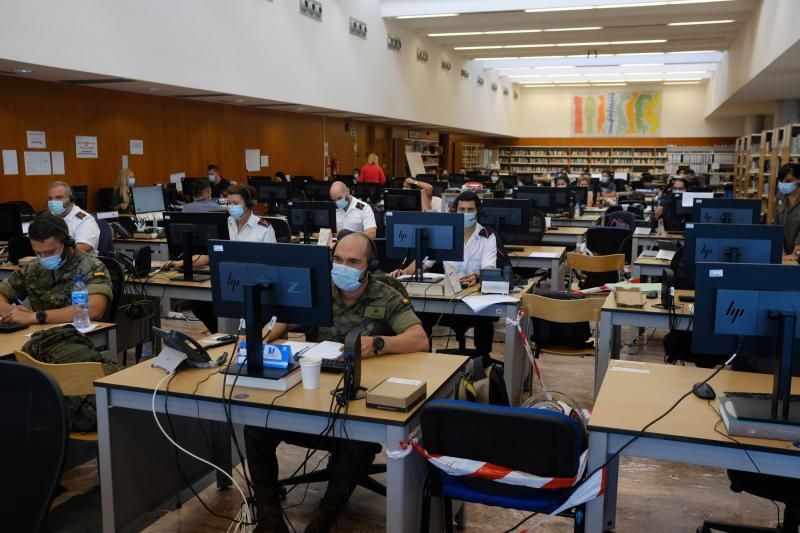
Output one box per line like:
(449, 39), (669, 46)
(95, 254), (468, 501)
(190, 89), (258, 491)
(2, 150), (18, 175)
(260, 155), (269, 168)
(324, 142), (329, 157)
(24, 151), (52, 175)
(122, 155), (129, 169)
(26, 131), (46, 149)
(170, 172), (186, 192)
(75, 136), (98, 159)
(51, 151), (65, 175)
(245, 149), (261, 172)
(130, 140), (144, 155)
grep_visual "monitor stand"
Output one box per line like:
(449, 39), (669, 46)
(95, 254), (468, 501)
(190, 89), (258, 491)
(169, 232), (209, 282)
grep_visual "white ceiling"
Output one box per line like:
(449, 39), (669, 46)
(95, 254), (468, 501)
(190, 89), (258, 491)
(387, 0), (759, 88)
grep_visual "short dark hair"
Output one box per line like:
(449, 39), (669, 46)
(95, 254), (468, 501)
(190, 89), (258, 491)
(226, 184), (254, 204)
(779, 164), (800, 181)
(685, 169), (696, 176)
(29, 214), (69, 243)
(192, 179), (212, 198)
(274, 171), (287, 182)
(207, 164), (219, 172)
(453, 190), (482, 212)
(672, 177), (690, 190)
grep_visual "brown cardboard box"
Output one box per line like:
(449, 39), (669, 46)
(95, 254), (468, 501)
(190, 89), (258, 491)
(366, 377), (427, 412)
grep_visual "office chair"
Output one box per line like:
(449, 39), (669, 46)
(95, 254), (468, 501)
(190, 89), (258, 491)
(264, 217), (292, 243)
(4, 200), (36, 221)
(96, 218), (115, 257)
(522, 292), (603, 358)
(0, 361), (69, 533)
(96, 187), (115, 212)
(98, 256), (124, 323)
(419, 399), (587, 533)
(566, 252), (625, 291)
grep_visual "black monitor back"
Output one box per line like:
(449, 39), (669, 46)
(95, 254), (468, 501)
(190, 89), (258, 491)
(305, 180), (332, 201)
(287, 201), (336, 234)
(383, 189), (421, 211)
(0, 204), (24, 241)
(692, 198), (761, 225)
(72, 185), (89, 210)
(163, 211), (229, 258)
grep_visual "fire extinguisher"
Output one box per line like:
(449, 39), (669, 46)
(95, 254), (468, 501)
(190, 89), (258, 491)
(329, 154), (339, 178)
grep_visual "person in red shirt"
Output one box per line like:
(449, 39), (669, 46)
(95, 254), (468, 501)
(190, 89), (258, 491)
(358, 153), (386, 185)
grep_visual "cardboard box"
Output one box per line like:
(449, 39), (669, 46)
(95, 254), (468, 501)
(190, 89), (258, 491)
(366, 377), (427, 412)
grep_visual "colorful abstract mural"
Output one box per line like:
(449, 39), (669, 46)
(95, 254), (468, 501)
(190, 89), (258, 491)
(572, 91), (662, 136)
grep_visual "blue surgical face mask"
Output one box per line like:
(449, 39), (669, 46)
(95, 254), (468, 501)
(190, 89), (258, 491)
(228, 204), (246, 221)
(331, 263), (365, 292)
(208, 173), (217, 183)
(335, 197), (349, 210)
(39, 247), (65, 271)
(127, 177), (136, 186)
(463, 212), (477, 228)
(778, 181), (798, 195)
(48, 200), (66, 216)
(491, 175), (499, 183)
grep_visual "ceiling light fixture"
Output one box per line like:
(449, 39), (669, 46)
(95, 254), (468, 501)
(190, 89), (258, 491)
(534, 65), (576, 69)
(664, 81), (701, 84)
(587, 79), (626, 82)
(507, 74), (545, 78)
(485, 29), (542, 35)
(397, 13), (458, 19)
(454, 45), (504, 50)
(524, 0), (731, 12)
(620, 62), (663, 66)
(428, 31), (483, 37)
(543, 26), (603, 32)
(664, 77), (703, 81)
(545, 74), (583, 77)
(624, 71), (664, 75)
(473, 57), (522, 61)
(557, 83), (592, 87)
(504, 43), (558, 48)
(668, 19), (734, 25)
(593, 83), (628, 86)
(666, 70), (706, 74)
(668, 50), (718, 54)
(13, 68), (32, 74)
(524, 84), (557, 87)
(626, 78), (663, 82)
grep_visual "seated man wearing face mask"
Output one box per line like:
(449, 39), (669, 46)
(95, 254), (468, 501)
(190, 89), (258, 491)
(0, 215), (111, 326)
(207, 163), (231, 198)
(46, 180), (101, 254)
(774, 163), (800, 262)
(329, 180), (377, 239)
(245, 231), (428, 532)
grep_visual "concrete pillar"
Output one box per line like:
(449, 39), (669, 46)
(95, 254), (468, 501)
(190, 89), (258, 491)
(774, 99), (800, 127)
(743, 115), (765, 135)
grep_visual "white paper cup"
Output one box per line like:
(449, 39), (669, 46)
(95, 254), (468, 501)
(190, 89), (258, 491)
(300, 357), (322, 390)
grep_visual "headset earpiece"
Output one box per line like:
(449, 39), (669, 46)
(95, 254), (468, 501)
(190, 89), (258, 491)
(332, 232), (380, 273)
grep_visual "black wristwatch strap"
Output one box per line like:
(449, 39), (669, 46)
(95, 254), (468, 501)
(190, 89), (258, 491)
(36, 311), (47, 324)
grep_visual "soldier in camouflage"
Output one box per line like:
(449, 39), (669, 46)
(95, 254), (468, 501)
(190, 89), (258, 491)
(246, 231), (428, 533)
(0, 215), (112, 325)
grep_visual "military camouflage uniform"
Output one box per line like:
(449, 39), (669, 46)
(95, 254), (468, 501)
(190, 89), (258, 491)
(0, 249), (113, 311)
(244, 276), (421, 530)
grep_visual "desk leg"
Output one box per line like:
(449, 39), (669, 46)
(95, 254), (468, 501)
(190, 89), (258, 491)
(550, 258), (565, 291)
(97, 387), (117, 533)
(386, 425), (427, 533)
(631, 263), (641, 280)
(107, 328), (118, 358)
(631, 237), (640, 260)
(503, 304), (523, 406)
(594, 312), (612, 398)
(586, 432), (616, 533)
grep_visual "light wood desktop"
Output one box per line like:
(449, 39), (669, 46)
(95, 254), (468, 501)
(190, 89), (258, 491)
(542, 226), (587, 247)
(550, 213), (601, 228)
(94, 347), (468, 533)
(506, 245), (567, 291)
(586, 361), (800, 532)
(0, 322), (117, 357)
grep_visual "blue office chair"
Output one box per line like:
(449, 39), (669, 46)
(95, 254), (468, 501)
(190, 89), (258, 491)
(419, 399), (587, 533)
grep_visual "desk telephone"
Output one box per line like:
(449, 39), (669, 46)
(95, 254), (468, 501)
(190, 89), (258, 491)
(152, 327), (228, 369)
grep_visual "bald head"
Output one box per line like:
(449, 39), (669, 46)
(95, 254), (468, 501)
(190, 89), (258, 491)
(330, 180), (350, 206)
(333, 231), (373, 271)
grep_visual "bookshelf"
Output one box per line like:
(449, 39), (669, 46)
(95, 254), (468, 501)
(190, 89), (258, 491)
(460, 143), (484, 171)
(405, 137), (441, 174)
(665, 145), (735, 176)
(766, 123), (800, 222)
(497, 146), (668, 174)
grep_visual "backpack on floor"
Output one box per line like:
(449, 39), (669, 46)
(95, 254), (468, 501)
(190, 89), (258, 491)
(457, 357), (510, 406)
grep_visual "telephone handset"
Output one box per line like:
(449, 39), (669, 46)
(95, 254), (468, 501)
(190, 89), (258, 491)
(152, 327), (228, 368)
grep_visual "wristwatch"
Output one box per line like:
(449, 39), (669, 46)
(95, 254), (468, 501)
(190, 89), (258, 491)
(36, 311), (47, 324)
(373, 336), (385, 354)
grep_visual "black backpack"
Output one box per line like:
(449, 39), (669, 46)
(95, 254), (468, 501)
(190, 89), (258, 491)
(457, 357), (510, 406)
(529, 291), (593, 353)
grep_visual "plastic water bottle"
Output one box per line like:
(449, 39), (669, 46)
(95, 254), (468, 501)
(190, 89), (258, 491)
(72, 274), (90, 329)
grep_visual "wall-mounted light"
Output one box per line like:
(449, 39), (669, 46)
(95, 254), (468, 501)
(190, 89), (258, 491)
(416, 48), (429, 62)
(300, 0), (322, 21)
(349, 17), (367, 39)
(491, 82), (498, 91)
(387, 34), (402, 51)
(477, 76), (485, 86)
(441, 59), (452, 71)
(503, 87), (510, 95)
(460, 69), (470, 79)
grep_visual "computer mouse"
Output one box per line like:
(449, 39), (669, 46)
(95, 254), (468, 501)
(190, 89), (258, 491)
(645, 290), (658, 299)
(692, 382), (716, 400)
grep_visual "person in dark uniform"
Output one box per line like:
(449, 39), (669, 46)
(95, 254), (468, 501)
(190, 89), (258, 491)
(208, 163), (231, 197)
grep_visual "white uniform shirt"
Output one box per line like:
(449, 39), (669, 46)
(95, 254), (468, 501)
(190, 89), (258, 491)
(425, 222), (497, 277)
(336, 198), (377, 233)
(63, 205), (100, 252)
(228, 212), (276, 243)
(430, 196), (443, 213)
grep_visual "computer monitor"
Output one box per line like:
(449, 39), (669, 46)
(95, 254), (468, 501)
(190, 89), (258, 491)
(0, 204), (23, 241)
(432, 181), (449, 197)
(479, 199), (530, 245)
(181, 177), (205, 196)
(334, 175), (355, 188)
(552, 187), (571, 211)
(209, 240), (332, 380)
(469, 175), (490, 184)
(692, 199), (761, 225)
(248, 178), (290, 213)
(570, 187), (589, 207)
(448, 174), (466, 187)
(305, 180), (332, 201)
(72, 185), (88, 210)
(518, 173), (534, 186)
(353, 183), (383, 204)
(385, 211), (464, 281)
(287, 201), (336, 244)
(290, 176), (312, 192)
(680, 223), (783, 289)
(132, 185), (166, 215)
(513, 186), (554, 212)
(500, 175), (517, 190)
(693, 262), (800, 425)
(675, 191), (714, 216)
(163, 211), (229, 282)
(383, 189), (421, 212)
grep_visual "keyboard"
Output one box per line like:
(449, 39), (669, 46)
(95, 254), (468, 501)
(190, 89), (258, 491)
(320, 357), (346, 373)
(0, 323), (28, 333)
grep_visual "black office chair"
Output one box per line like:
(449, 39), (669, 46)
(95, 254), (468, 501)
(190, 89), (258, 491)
(96, 218), (115, 257)
(5, 200), (36, 221)
(265, 217), (292, 243)
(98, 256), (124, 323)
(0, 361), (69, 533)
(96, 187), (114, 212)
(419, 399), (587, 533)
(699, 471), (800, 532)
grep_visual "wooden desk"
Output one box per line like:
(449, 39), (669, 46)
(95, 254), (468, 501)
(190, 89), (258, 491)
(631, 231), (684, 259)
(595, 288), (694, 396)
(0, 263), (18, 280)
(541, 227), (587, 248)
(507, 245), (567, 291)
(631, 254), (671, 279)
(95, 349), (468, 533)
(114, 237), (169, 261)
(0, 322), (117, 358)
(550, 214), (601, 228)
(586, 361), (800, 532)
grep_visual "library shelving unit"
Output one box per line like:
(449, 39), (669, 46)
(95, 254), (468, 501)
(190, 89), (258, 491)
(459, 143), (484, 171)
(665, 145), (735, 176)
(733, 132), (762, 200)
(405, 136), (441, 174)
(496, 146), (668, 174)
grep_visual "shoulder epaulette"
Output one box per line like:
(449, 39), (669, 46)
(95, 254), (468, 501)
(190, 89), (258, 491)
(258, 218), (271, 227)
(355, 202), (365, 210)
(479, 227), (493, 238)
(75, 211), (86, 220)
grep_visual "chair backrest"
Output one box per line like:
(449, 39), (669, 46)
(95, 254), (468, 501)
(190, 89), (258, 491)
(567, 252), (624, 273)
(586, 226), (632, 257)
(96, 187), (114, 212)
(97, 256), (124, 322)
(6, 200), (36, 218)
(421, 399), (586, 484)
(265, 217), (292, 243)
(522, 292), (604, 323)
(0, 360), (68, 532)
(603, 211), (637, 232)
(96, 218), (115, 257)
(15, 350), (106, 396)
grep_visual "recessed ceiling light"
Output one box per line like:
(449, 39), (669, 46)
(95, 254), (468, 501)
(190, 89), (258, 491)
(504, 43), (558, 49)
(454, 45), (504, 50)
(668, 50), (718, 54)
(626, 78), (663, 82)
(507, 74), (545, 78)
(524, 0), (730, 13)
(612, 39), (667, 44)
(620, 63), (664, 66)
(589, 79), (626, 83)
(591, 73), (625, 77)
(396, 13), (458, 19)
(474, 57), (521, 61)
(524, 6), (594, 13)
(593, 83), (628, 86)
(664, 81), (702, 84)
(484, 29), (543, 35)
(567, 53), (614, 57)
(524, 84), (557, 87)
(557, 83), (592, 87)
(148, 87), (160, 91)
(534, 65), (576, 69)
(598, 2), (667, 7)
(556, 41), (610, 47)
(624, 72), (664, 75)
(13, 68), (32, 74)
(543, 26), (603, 32)
(664, 77), (703, 81)
(519, 55), (567, 59)
(616, 52), (658, 56)
(545, 74), (583, 78)
(668, 19), (734, 26)
(666, 70), (706, 74)
(428, 31), (483, 37)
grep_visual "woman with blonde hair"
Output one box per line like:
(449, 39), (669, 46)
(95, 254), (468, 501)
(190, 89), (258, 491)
(111, 168), (136, 213)
(358, 153), (386, 185)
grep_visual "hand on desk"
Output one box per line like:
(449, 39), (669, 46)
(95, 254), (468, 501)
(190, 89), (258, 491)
(459, 274), (478, 287)
(0, 304), (36, 325)
(338, 336), (377, 358)
(782, 254), (798, 264)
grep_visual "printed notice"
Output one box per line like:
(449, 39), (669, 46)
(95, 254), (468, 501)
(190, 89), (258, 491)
(24, 151), (52, 175)
(245, 149), (261, 172)
(51, 151), (65, 175)
(122, 155), (129, 169)
(2, 150), (18, 175)
(75, 136), (98, 158)
(260, 155), (269, 168)
(130, 139), (144, 155)
(26, 130), (46, 149)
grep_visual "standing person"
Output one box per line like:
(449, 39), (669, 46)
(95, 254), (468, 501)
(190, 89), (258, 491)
(774, 164), (800, 261)
(207, 164), (231, 197)
(330, 181), (377, 238)
(358, 153), (386, 186)
(46, 181), (100, 254)
(181, 180), (226, 213)
(110, 168), (136, 214)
